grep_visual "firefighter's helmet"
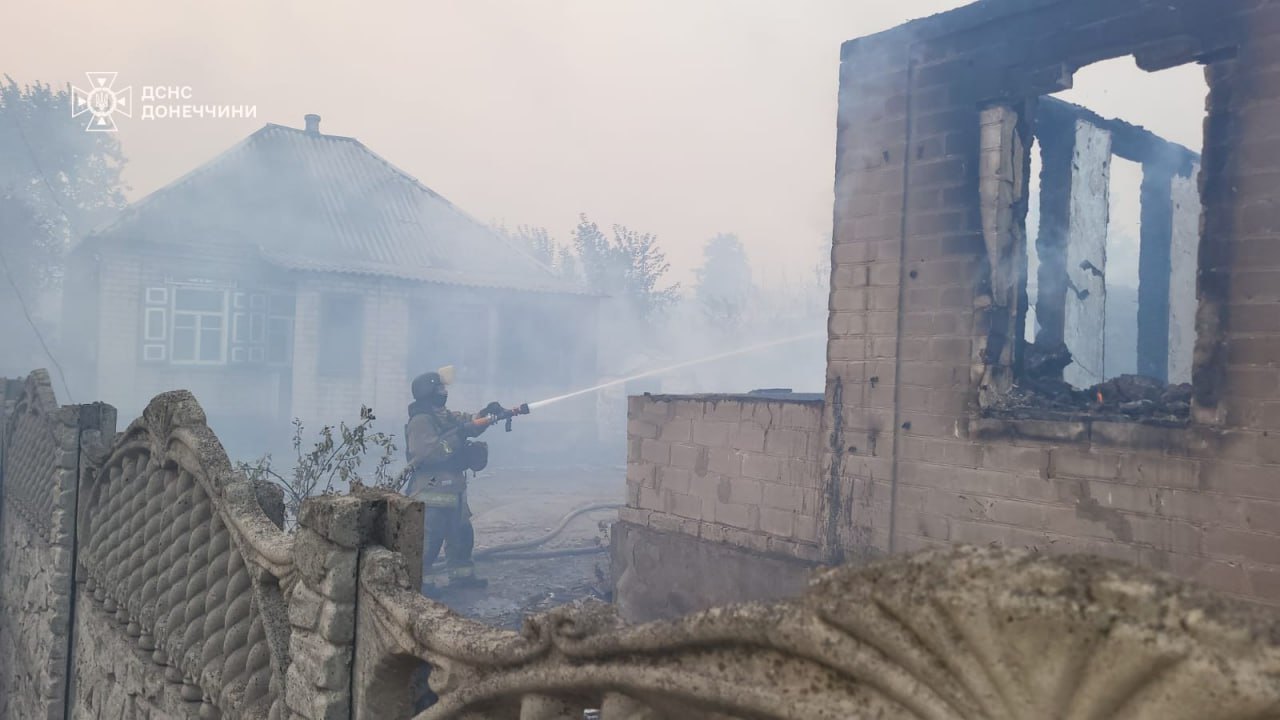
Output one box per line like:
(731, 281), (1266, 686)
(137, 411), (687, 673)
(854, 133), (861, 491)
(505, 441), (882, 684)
(412, 366), (454, 402)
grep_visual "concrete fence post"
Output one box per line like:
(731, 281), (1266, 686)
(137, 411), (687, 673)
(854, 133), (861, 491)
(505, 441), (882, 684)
(285, 495), (376, 720)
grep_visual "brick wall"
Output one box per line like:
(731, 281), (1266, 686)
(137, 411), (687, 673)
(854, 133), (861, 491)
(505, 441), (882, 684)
(623, 395), (823, 563)
(825, 0), (1280, 604)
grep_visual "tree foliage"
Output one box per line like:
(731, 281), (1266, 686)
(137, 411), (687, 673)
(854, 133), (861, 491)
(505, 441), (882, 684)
(572, 214), (679, 322)
(499, 215), (680, 327)
(0, 194), (61, 374)
(0, 77), (128, 244)
(237, 406), (398, 528)
(499, 224), (578, 280)
(0, 194), (57, 293)
(0, 77), (129, 374)
(694, 233), (753, 328)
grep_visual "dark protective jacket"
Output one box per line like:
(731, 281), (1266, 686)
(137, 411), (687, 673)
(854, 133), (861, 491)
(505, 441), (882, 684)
(405, 401), (477, 501)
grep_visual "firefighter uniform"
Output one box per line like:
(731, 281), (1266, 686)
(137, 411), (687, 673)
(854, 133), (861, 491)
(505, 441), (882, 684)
(404, 371), (490, 588)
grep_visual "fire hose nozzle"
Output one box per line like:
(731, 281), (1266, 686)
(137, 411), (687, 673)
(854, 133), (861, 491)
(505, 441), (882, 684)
(504, 403), (531, 431)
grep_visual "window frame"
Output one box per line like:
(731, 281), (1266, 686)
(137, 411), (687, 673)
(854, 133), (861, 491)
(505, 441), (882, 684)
(169, 286), (229, 366)
(141, 283), (296, 369)
(975, 91), (1208, 424)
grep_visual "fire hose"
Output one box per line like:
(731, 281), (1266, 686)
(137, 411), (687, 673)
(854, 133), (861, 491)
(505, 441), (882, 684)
(427, 501), (622, 568)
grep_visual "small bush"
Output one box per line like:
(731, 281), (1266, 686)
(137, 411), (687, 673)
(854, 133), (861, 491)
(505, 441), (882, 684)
(238, 405), (400, 528)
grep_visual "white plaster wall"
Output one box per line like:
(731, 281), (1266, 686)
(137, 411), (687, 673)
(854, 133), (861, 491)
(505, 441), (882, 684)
(1064, 120), (1113, 389)
(1168, 164), (1202, 385)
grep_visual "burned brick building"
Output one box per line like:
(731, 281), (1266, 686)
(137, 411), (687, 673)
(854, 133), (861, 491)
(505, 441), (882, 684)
(615, 0), (1280, 620)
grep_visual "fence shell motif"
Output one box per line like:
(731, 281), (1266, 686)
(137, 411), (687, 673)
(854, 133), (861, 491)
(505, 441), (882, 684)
(354, 528), (1280, 719)
(3, 370), (65, 542)
(76, 390), (296, 718)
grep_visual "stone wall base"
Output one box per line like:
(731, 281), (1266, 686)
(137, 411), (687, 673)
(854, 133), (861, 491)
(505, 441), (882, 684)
(610, 520), (820, 623)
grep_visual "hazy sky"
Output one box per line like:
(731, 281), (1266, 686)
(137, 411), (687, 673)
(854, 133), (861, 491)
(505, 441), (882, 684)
(4, 0), (1207, 288)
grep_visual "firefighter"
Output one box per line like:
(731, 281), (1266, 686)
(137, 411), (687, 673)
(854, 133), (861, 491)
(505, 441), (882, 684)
(404, 368), (509, 590)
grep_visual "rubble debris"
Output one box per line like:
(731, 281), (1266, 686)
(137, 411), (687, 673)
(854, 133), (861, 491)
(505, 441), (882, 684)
(987, 378), (1193, 422)
(992, 340), (1193, 421)
(999, 382), (1184, 426)
(1023, 342), (1075, 380)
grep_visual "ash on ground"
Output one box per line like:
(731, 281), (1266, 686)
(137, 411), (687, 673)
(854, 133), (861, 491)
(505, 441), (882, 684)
(421, 465), (622, 630)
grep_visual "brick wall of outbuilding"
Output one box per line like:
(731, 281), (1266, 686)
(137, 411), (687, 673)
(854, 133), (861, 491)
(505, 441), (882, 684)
(622, 395), (824, 563)
(822, 0), (1280, 604)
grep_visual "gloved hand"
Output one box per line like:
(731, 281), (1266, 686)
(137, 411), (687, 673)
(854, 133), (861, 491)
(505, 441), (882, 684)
(481, 401), (506, 417)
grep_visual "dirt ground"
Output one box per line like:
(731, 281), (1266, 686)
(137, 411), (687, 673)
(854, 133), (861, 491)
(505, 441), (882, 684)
(420, 464), (625, 630)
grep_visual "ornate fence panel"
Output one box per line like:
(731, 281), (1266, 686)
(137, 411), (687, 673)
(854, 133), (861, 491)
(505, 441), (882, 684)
(74, 390), (295, 719)
(354, 541), (1280, 720)
(0, 370), (92, 720)
(2, 370), (64, 541)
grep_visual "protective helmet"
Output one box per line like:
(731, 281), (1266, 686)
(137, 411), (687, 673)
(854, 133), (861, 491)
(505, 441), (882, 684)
(412, 366), (454, 404)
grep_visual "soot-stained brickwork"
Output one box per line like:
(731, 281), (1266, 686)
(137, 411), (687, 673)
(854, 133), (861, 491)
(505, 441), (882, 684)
(615, 0), (1280, 614)
(823, 0), (1280, 603)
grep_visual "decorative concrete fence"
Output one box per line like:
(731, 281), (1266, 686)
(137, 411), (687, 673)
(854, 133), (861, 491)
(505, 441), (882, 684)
(3, 368), (1280, 719)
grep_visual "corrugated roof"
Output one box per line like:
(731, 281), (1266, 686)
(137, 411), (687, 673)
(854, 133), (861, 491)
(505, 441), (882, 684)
(92, 123), (592, 296)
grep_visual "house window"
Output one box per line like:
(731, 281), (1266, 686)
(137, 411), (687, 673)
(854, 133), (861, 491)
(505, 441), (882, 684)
(141, 284), (295, 367)
(171, 287), (228, 364)
(319, 294), (363, 377)
(228, 294), (295, 365)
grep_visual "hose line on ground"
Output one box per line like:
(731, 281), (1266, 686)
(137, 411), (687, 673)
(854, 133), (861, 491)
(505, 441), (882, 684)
(427, 501), (622, 567)
(478, 546), (609, 561)
(476, 501), (622, 558)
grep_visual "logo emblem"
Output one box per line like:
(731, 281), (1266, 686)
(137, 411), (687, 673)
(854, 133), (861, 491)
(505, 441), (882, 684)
(71, 72), (132, 132)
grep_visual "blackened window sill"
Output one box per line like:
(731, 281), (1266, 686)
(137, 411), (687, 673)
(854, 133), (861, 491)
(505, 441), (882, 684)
(978, 406), (1190, 427)
(973, 407), (1193, 450)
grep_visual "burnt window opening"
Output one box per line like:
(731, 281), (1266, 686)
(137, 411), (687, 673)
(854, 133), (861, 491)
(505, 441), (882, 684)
(987, 57), (1208, 421)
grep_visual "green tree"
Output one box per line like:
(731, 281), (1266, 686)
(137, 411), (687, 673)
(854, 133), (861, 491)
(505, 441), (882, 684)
(572, 214), (678, 323)
(505, 224), (555, 265)
(694, 233), (753, 328)
(0, 77), (128, 244)
(0, 77), (127, 380)
(0, 195), (57, 292)
(499, 224), (579, 280)
(0, 194), (60, 375)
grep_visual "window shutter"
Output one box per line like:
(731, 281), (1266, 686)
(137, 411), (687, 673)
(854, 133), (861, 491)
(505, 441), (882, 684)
(141, 287), (168, 363)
